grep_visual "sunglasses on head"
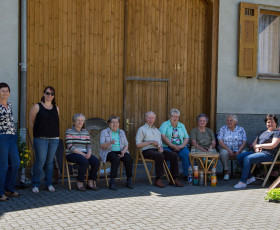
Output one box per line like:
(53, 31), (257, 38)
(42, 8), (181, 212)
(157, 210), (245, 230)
(45, 92), (55, 96)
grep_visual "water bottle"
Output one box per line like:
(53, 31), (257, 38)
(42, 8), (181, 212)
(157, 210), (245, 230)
(188, 166), (193, 184)
(199, 171), (204, 186)
(211, 166), (217, 187)
(193, 166), (199, 186)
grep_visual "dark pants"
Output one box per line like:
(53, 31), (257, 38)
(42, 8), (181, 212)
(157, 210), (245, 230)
(106, 151), (133, 179)
(142, 148), (179, 180)
(66, 154), (100, 182)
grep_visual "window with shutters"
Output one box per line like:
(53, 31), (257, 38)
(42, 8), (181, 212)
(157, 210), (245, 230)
(258, 10), (280, 78)
(238, 3), (280, 79)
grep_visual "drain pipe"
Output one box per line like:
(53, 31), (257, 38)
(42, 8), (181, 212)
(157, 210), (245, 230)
(19, 0), (27, 140)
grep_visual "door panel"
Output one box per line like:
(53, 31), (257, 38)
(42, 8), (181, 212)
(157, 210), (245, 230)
(125, 80), (168, 157)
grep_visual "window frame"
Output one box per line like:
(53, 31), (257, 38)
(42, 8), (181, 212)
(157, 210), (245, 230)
(257, 7), (280, 80)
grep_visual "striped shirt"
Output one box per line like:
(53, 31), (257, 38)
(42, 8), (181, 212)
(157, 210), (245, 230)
(65, 126), (92, 156)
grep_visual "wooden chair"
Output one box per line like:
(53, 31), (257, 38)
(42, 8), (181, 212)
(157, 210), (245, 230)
(251, 148), (280, 187)
(97, 157), (124, 187)
(133, 148), (175, 185)
(62, 152), (89, 190)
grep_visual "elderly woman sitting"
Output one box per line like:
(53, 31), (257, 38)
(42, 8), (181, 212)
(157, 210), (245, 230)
(159, 108), (190, 180)
(217, 114), (247, 180)
(234, 114), (280, 189)
(190, 113), (216, 153)
(65, 113), (100, 191)
(100, 116), (133, 190)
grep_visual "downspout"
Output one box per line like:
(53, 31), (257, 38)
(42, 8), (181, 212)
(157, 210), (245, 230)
(19, 0), (27, 140)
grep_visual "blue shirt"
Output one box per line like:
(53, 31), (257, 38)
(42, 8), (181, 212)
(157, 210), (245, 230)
(159, 120), (189, 148)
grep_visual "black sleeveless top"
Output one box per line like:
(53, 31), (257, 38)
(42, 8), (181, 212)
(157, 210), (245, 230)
(33, 103), (60, 138)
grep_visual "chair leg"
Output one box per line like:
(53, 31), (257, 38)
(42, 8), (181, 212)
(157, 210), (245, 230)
(163, 160), (175, 184)
(85, 168), (89, 183)
(251, 164), (257, 174)
(133, 154), (139, 182)
(151, 161), (155, 176)
(103, 163), (109, 187)
(62, 158), (65, 186)
(65, 162), (71, 190)
(97, 164), (101, 183)
(231, 159), (234, 177)
(143, 160), (153, 185)
(262, 164), (274, 187)
(119, 162), (123, 182)
(264, 165), (268, 174)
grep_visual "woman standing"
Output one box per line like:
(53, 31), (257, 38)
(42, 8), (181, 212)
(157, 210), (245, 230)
(0, 83), (20, 201)
(29, 86), (59, 193)
(65, 114), (100, 191)
(100, 116), (133, 190)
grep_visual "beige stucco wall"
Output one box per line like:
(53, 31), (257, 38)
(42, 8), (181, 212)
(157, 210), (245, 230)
(217, 0), (280, 114)
(0, 0), (19, 123)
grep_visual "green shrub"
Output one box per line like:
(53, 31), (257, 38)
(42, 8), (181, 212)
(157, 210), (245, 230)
(265, 188), (280, 201)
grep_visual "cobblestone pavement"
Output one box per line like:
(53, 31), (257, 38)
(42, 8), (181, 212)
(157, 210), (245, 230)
(0, 174), (280, 230)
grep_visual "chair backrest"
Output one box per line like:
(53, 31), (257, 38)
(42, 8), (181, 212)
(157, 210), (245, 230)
(85, 118), (108, 158)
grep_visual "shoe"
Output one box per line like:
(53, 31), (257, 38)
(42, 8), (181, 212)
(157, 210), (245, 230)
(5, 191), (20, 197)
(109, 184), (118, 191)
(0, 195), (9, 201)
(77, 184), (86, 192)
(246, 176), (256, 185)
(169, 179), (184, 187)
(223, 174), (230, 180)
(47, 185), (55, 192)
(154, 179), (165, 188)
(87, 181), (98, 191)
(234, 182), (247, 189)
(32, 187), (39, 193)
(126, 181), (134, 189)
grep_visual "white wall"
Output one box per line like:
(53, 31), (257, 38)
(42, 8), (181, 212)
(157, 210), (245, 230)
(217, 0), (280, 114)
(0, 0), (19, 123)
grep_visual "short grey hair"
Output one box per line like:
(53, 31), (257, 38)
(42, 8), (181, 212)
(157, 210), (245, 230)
(145, 111), (156, 118)
(196, 113), (209, 122)
(226, 114), (238, 123)
(72, 113), (86, 123)
(170, 108), (180, 117)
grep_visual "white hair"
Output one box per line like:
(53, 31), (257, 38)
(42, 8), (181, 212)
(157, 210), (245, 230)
(145, 111), (156, 118)
(169, 108), (180, 117)
(226, 114), (238, 123)
(72, 113), (86, 123)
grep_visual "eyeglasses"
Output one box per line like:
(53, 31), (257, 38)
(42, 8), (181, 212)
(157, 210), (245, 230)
(45, 92), (55, 96)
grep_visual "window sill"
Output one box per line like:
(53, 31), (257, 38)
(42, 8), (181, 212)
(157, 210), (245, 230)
(257, 73), (280, 80)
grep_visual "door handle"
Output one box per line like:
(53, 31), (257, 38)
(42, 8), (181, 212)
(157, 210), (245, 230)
(126, 118), (135, 131)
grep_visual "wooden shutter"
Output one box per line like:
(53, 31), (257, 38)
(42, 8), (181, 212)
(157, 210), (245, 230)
(238, 2), (258, 77)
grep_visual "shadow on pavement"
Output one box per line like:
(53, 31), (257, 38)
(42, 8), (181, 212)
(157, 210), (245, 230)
(0, 170), (270, 217)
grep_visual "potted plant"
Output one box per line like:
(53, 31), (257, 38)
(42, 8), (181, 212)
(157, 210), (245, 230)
(265, 188), (280, 203)
(17, 133), (31, 184)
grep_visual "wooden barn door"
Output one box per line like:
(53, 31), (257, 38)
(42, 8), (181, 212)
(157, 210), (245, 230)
(124, 0), (211, 156)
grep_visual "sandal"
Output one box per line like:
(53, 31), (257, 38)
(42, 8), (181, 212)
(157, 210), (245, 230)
(47, 185), (55, 192)
(0, 195), (9, 201)
(5, 191), (21, 197)
(87, 180), (98, 191)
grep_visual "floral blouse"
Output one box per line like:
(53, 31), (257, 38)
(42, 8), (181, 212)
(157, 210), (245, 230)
(0, 102), (16, 135)
(171, 128), (182, 145)
(217, 125), (246, 152)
